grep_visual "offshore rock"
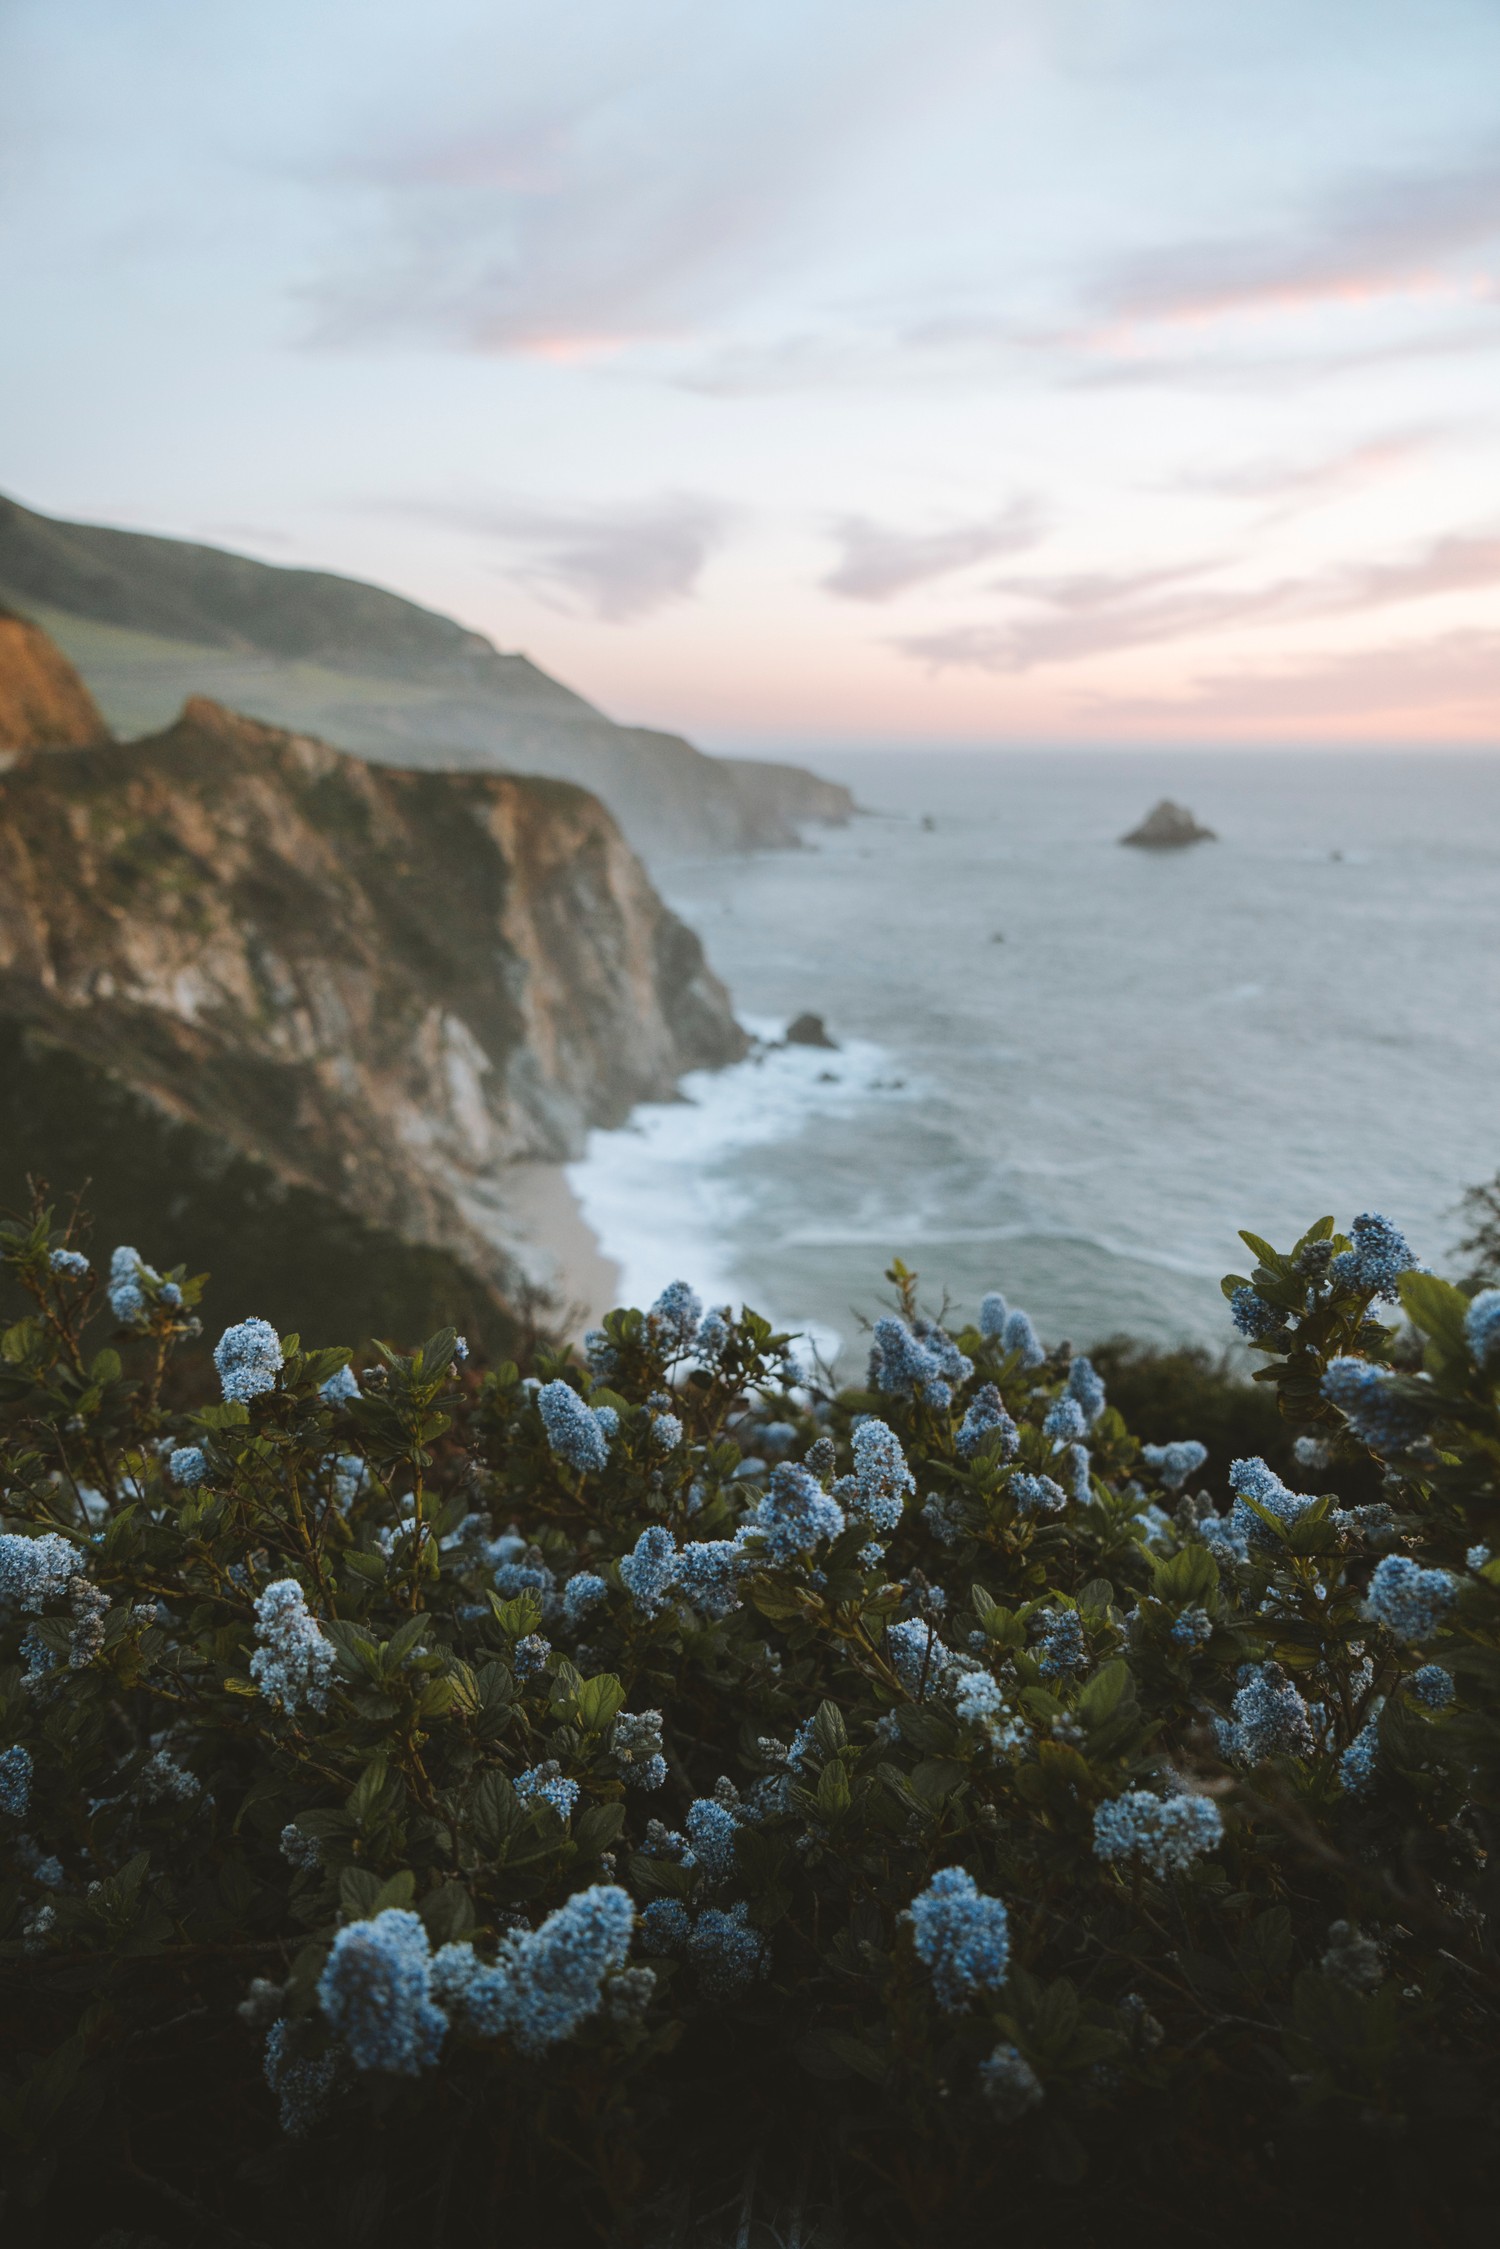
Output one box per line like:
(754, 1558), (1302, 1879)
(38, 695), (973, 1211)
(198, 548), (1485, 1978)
(784, 1013), (838, 1049)
(1120, 799), (1216, 849)
(0, 668), (746, 1343)
(0, 604), (110, 756)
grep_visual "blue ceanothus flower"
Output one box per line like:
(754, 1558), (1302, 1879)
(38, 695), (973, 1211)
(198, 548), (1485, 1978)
(1230, 1286), (1282, 1342)
(49, 1247), (89, 1279)
(685, 1796), (740, 1881)
(648, 1280), (702, 1351)
(980, 2043), (1043, 2121)
(250, 1580), (335, 1716)
(1364, 1555), (1455, 1642)
(1000, 1308), (1045, 1368)
(537, 1380), (612, 1474)
(868, 1315), (972, 1408)
(905, 1867), (1011, 2012)
(1465, 1287), (1500, 1370)
(168, 1445), (207, 1488)
(1092, 1790), (1223, 1875)
(1217, 1662), (1316, 1763)
(751, 1463), (845, 1561)
(1321, 1358), (1428, 1451)
(956, 1384), (1019, 1461)
(1141, 1439), (1208, 1493)
(887, 1616), (956, 1697)
(0, 1531), (81, 1613)
(107, 1244), (158, 1325)
(318, 1908), (448, 2076)
(978, 1291), (1008, 1338)
(1066, 1354), (1107, 1425)
(844, 1417), (915, 1531)
(515, 1763), (580, 1819)
(320, 1362), (361, 1406)
(619, 1524), (680, 1616)
(432, 1884), (634, 2053)
(1227, 1456), (1315, 1549)
(1330, 1212), (1415, 1302)
(1410, 1663), (1454, 1709)
(687, 1901), (769, 1998)
(562, 1570), (608, 1627)
(1043, 1395), (1087, 1443)
(0, 1744), (33, 1817)
(213, 1318), (284, 1404)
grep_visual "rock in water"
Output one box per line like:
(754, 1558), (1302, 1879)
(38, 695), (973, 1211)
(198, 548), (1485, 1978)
(1120, 800), (1215, 849)
(785, 1013), (838, 1049)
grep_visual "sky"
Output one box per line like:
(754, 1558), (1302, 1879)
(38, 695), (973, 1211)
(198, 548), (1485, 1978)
(3, 0), (1499, 751)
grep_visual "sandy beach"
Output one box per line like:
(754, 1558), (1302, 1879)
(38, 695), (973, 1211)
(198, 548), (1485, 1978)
(498, 1160), (623, 1339)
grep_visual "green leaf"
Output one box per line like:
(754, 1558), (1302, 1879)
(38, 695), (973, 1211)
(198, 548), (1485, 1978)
(1077, 1659), (1131, 1725)
(574, 1801), (626, 1858)
(573, 1672), (627, 1733)
(339, 1866), (383, 1918)
(418, 1883), (476, 1945)
(1399, 1270), (1471, 1361)
(371, 1870), (416, 1914)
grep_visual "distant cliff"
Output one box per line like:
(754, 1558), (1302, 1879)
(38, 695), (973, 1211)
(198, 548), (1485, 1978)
(0, 493), (855, 864)
(0, 628), (747, 1344)
(0, 603), (110, 755)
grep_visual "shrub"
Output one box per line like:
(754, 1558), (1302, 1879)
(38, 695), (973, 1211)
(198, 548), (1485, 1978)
(0, 1203), (1498, 2245)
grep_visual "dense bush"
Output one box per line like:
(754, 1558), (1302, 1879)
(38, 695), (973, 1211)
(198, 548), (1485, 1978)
(1, 1203), (1498, 2246)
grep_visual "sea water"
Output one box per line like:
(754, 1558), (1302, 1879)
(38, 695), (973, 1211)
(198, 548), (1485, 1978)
(568, 749), (1500, 1368)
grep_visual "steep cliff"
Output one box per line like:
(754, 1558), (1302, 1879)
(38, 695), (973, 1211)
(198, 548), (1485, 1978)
(0, 493), (855, 864)
(0, 603), (110, 754)
(0, 680), (746, 1341)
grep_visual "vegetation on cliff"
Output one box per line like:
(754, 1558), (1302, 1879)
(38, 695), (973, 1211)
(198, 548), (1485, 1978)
(1, 1197), (1496, 2246)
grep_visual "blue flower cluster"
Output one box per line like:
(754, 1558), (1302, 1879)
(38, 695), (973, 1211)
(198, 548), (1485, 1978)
(687, 1901), (769, 1999)
(676, 1538), (746, 1620)
(685, 1796), (739, 1881)
(0, 1742), (33, 1816)
(1365, 1554), (1455, 1641)
(436, 1884), (635, 2055)
(562, 1570), (608, 1627)
(537, 1380), (612, 1474)
(955, 1384), (1019, 1461)
(318, 1908), (447, 2076)
(49, 1247), (89, 1279)
(1410, 1663), (1455, 1709)
(213, 1318), (284, 1404)
(843, 1417), (915, 1531)
(1321, 1357), (1428, 1452)
(1000, 1308), (1044, 1369)
(1227, 1456), (1314, 1549)
(1338, 1710), (1382, 1794)
(612, 1710), (667, 1790)
(868, 1315), (973, 1408)
(887, 1616), (954, 1696)
(1141, 1439), (1208, 1493)
(619, 1524), (681, 1616)
(107, 1244), (157, 1325)
(1034, 1608), (1085, 1678)
(263, 2018), (339, 2136)
(1331, 1211), (1415, 1302)
(0, 1530), (81, 1613)
(1220, 1662), (1316, 1763)
(250, 1580), (335, 1716)
(1066, 1354), (1107, 1425)
(320, 1363), (361, 1406)
(1465, 1287), (1500, 1370)
(1230, 1286), (1282, 1342)
(1043, 1394), (1087, 1443)
(650, 1412), (684, 1453)
(648, 1280), (702, 1351)
(515, 1763), (580, 1819)
(905, 1866), (1011, 2012)
(168, 1445), (207, 1488)
(1010, 1472), (1067, 1517)
(751, 1463), (845, 1562)
(1092, 1789), (1223, 1875)
(979, 2041), (1043, 2121)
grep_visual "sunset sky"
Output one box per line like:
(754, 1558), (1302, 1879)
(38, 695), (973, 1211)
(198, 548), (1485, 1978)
(3, 0), (1499, 750)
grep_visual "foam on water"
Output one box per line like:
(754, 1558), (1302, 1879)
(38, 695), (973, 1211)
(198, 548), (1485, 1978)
(570, 747), (1500, 1368)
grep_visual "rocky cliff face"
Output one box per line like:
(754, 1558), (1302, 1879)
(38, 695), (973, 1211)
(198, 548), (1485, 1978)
(0, 603), (110, 755)
(0, 658), (746, 1338)
(0, 493), (855, 864)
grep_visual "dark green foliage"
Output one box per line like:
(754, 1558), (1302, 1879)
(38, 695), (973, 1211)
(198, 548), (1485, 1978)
(1, 1202), (1498, 2248)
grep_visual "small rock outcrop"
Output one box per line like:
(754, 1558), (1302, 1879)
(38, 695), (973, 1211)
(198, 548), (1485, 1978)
(785, 1013), (838, 1050)
(0, 605), (110, 755)
(1120, 800), (1216, 849)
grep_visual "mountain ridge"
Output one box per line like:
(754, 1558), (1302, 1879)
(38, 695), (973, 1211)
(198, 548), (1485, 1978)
(0, 493), (854, 862)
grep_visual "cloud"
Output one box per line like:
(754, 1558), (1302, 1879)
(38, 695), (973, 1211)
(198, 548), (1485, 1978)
(375, 493), (733, 622)
(822, 499), (1043, 601)
(1086, 148), (1500, 332)
(1093, 629), (1500, 732)
(1172, 430), (1432, 508)
(891, 526), (1500, 673)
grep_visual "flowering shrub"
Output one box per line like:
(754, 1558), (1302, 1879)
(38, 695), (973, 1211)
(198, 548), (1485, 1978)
(1, 1203), (1498, 2243)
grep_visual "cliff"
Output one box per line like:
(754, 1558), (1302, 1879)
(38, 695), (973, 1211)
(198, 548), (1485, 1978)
(0, 667), (746, 1342)
(0, 603), (110, 755)
(0, 494), (855, 864)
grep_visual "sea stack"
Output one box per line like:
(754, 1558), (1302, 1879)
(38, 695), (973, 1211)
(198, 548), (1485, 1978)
(1120, 799), (1216, 849)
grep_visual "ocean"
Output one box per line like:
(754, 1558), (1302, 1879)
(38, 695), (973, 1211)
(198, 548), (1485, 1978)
(568, 749), (1500, 1370)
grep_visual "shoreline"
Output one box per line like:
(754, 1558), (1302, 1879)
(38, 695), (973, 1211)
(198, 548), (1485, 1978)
(498, 1160), (623, 1339)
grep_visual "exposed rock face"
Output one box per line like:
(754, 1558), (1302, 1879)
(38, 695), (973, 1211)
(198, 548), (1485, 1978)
(0, 493), (855, 864)
(0, 604), (110, 755)
(1120, 799), (1216, 849)
(0, 687), (746, 1335)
